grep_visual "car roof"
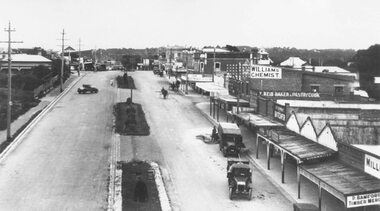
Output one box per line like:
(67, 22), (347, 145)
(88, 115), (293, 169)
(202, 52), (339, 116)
(218, 122), (241, 135)
(231, 162), (251, 169)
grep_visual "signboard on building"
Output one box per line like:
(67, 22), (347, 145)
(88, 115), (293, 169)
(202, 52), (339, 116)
(274, 104), (286, 122)
(259, 91), (320, 98)
(347, 192), (380, 208)
(364, 154), (380, 179)
(251, 65), (282, 79)
(143, 59), (150, 66)
(185, 74), (212, 82)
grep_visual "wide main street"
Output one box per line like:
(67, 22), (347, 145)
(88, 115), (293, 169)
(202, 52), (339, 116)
(119, 71), (292, 210)
(0, 71), (117, 210)
(0, 70), (292, 210)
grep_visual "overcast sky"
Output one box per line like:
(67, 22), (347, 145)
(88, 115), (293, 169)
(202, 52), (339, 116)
(0, 0), (379, 51)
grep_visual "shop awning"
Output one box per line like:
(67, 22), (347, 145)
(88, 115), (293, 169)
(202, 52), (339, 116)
(195, 82), (229, 96)
(217, 95), (250, 107)
(301, 160), (380, 206)
(234, 112), (283, 127)
(259, 127), (336, 162)
(180, 74), (212, 83)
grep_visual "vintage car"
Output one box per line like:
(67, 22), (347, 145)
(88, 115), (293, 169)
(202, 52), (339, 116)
(227, 158), (252, 200)
(218, 122), (245, 157)
(77, 84), (98, 94)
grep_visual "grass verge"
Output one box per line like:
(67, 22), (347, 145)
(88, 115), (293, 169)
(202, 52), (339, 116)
(121, 160), (162, 211)
(116, 75), (136, 89)
(114, 102), (150, 136)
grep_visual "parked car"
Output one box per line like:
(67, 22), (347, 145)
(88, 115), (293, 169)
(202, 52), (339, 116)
(227, 158), (252, 200)
(218, 122), (245, 157)
(77, 84), (98, 94)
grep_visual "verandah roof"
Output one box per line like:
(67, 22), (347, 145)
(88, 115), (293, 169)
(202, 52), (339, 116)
(302, 160), (380, 196)
(260, 127), (336, 162)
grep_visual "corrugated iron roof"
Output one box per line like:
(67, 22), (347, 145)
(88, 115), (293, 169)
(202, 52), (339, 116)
(302, 160), (380, 196)
(0, 54), (51, 63)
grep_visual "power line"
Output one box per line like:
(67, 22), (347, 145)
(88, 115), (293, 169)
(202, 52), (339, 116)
(0, 21), (23, 140)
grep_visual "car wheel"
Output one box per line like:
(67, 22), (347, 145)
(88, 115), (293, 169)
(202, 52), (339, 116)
(223, 148), (227, 157)
(248, 188), (252, 200)
(229, 187), (233, 200)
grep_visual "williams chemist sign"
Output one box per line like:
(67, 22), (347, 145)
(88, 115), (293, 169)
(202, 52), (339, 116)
(365, 154), (380, 179)
(251, 65), (282, 79)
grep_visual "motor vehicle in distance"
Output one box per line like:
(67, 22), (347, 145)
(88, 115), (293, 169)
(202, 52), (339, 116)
(77, 84), (98, 94)
(218, 122), (245, 157)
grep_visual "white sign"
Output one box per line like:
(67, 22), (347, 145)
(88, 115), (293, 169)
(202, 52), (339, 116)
(364, 154), (380, 179)
(259, 91), (320, 98)
(347, 192), (380, 208)
(251, 65), (282, 79)
(186, 74), (212, 82)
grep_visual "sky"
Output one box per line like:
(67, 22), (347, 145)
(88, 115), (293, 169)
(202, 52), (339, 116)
(0, 0), (379, 51)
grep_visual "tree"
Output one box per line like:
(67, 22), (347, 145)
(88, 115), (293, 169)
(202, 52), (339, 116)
(225, 45), (240, 52)
(121, 54), (141, 70)
(351, 44), (380, 97)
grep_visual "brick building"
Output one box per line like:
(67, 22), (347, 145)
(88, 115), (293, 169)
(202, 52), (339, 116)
(193, 48), (251, 74)
(228, 66), (357, 104)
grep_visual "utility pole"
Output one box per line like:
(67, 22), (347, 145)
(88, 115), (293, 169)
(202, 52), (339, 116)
(185, 49), (189, 94)
(236, 63), (241, 114)
(0, 22), (23, 141)
(93, 46), (97, 71)
(78, 38), (81, 71)
(212, 46), (215, 82)
(169, 48), (172, 78)
(60, 29), (66, 92)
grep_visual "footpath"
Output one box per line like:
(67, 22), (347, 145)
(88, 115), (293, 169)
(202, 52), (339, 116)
(0, 74), (82, 146)
(175, 84), (325, 210)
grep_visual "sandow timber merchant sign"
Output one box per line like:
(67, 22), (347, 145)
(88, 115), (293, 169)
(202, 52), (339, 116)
(347, 192), (380, 208)
(251, 65), (282, 79)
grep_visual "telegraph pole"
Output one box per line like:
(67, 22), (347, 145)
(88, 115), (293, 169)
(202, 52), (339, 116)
(78, 38), (81, 71)
(59, 29), (66, 92)
(0, 22), (23, 140)
(237, 63), (241, 114)
(212, 46), (215, 82)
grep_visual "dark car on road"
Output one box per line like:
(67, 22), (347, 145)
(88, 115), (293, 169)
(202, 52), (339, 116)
(218, 122), (245, 157)
(77, 84), (98, 94)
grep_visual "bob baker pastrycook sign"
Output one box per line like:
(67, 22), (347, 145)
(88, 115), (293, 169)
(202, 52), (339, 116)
(251, 65), (282, 79)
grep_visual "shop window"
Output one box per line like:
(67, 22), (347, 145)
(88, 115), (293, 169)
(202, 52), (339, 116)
(334, 86), (344, 96)
(215, 62), (220, 69)
(200, 62), (204, 72)
(310, 85), (320, 93)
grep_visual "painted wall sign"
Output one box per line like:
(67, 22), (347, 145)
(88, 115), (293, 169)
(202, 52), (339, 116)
(364, 154), (380, 179)
(347, 192), (380, 208)
(251, 65), (282, 79)
(259, 91), (320, 98)
(274, 104), (286, 122)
